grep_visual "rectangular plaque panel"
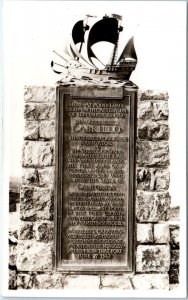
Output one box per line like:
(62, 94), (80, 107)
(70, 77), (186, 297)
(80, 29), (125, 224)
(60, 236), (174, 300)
(55, 86), (136, 272)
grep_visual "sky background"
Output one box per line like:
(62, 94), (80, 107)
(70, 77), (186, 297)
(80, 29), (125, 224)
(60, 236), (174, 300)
(2, 1), (186, 206)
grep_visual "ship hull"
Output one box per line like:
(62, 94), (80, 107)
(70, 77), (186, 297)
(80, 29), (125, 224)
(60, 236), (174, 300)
(66, 65), (136, 80)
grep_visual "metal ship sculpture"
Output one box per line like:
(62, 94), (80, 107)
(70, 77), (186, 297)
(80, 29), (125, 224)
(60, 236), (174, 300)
(51, 14), (137, 80)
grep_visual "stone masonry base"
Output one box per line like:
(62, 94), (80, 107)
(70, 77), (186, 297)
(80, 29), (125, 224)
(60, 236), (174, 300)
(8, 84), (180, 290)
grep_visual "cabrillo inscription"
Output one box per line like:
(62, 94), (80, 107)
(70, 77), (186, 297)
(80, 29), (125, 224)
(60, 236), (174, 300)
(55, 85), (137, 272)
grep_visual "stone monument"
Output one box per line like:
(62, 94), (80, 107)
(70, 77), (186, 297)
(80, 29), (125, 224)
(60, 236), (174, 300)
(10, 14), (177, 290)
(53, 14), (138, 272)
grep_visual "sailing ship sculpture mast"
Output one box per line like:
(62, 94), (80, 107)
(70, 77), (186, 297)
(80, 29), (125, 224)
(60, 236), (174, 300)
(109, 14), (123, 70)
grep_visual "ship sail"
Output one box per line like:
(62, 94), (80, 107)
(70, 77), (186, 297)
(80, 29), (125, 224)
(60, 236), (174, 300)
(72, 20), (85, 45)
(71, 19), (95, 68)
(87, 17), (119, 66)
(117, 37), (137, 62)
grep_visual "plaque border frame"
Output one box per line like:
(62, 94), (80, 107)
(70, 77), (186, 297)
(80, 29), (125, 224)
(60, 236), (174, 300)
(54, 85), (137, 274)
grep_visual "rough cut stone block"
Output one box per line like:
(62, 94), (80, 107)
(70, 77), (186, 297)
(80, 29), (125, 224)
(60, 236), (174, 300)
(20, 186), (54, 221)
(23, 167), (55, 187)
(22, 141), (54, 167)
(24, 121), (39, 140)
(101, 275), (133, 289)
(132, 274), (169, 290)
(137, 101), (153, 120)
(34, 221), (53, 241)
(137, 168), (170, 191)
(137, 223), (153, 243)
(9, 244), (17, 266)
(154, 223), (170, 243)
(153, 101), (169, 120)
(137, 168), (151, 190)
(170, 225), (180, 249)
(140, 90), (169, 100)
(33, 188), (54, 220)
(37, 167), (55, 187)
(169, 206), (180, 221)
(24, 103), (55, 121)
(138, 121), (169, 140)
(39, 120), (55, 140)
(17, 273), (33, 289)
(24, 86), (55, 103)
(137, 141), (169, 167)
(9, 269), (17, 289)
(169, 266), (179, 284)
(136, 191), (171, 222)
(171, 250), (179, 267)
(136, 245), (170, 272)
(34, 274), (63, 289)
(154, 169), (170, 190)
(19, 221), (33, 239)
(63, 275), (99, 289)
(22, 168), (39, 186)
(17, 241), (53, 271)
(20, 186), (35, 220)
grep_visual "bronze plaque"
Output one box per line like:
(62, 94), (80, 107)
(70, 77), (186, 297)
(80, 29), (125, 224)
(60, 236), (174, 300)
(55, 86), (136, 272)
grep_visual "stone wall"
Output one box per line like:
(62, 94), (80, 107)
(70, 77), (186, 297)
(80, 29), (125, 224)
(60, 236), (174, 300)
(9, 85), (179, 290)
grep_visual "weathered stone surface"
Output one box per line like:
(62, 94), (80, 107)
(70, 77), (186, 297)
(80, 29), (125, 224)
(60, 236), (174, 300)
(136, 245), (170, 272)
(170, 250), (179, 267)
(170, 225), (180, 249)
(9, 269), (17, 289)
(101, 275), (133, 289)
(17, 273), (33, 289)
(138, 101), (153, 120)
(17, 241), (53, 271)
(169, 266), (179, 284)
(37, 167), (55, 187)
(154, 223), (170, 243)
(138, 121), (169, 140)
(137, 168), (169, 191)
(33, 188), (54, 220)
(22, 167), (54, 187)
(137, 223), (153, 243)
(154, 169), (170, 190)
(24, 121), (39, 140)
(24, 86), (55, 103)
(22, 168), (39, 186)
(153, 101), (169, 120)
(132, 274), (169, 290)
(9, 244), (17, 266)
(39, 120), (55, 140)
(19, 221), (33, 239)
(34, 274), (63, 289)
(9, 229), (18, 242)
(137, 168), (151, 190)
(24, 103), (55, 120)
(20, 186), (35, 220)
(137, 141), (169, 167)
(136, 191), (171, 222)
(138, 100), (168, 122)
(20, 186), (54, 221)
(140, 90), (169, 100)
(22, 141), (54, 167)
(169, 206), (180, 221)
(34, 221), (53, 242)
(63, 275), (99, 289)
